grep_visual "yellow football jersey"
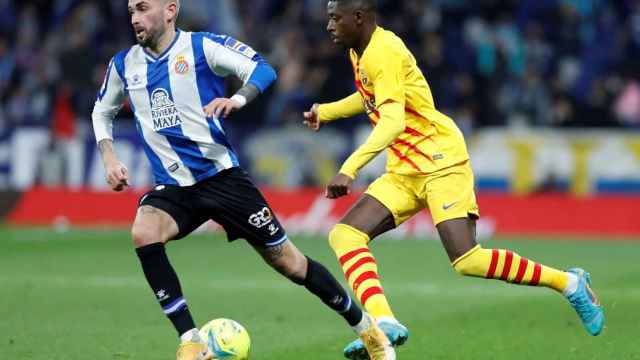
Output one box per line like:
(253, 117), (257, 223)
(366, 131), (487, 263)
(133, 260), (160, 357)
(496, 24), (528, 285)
(350, 26), (469, 175)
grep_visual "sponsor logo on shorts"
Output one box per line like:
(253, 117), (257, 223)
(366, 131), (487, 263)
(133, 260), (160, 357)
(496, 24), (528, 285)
(433, 153), (444, 160)
(267, 223), (279, 235)
(248, 207), (273, 228)
(443, 201), (458, 210)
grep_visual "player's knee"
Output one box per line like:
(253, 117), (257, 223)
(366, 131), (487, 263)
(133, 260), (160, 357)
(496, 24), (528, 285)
(328, 226), (342, 251)
(131, 224), (163, 248)
(328, 224), (367, 252)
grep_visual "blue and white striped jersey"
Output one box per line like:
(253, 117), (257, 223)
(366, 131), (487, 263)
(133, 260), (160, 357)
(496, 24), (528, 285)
(92, 29), (277, 186)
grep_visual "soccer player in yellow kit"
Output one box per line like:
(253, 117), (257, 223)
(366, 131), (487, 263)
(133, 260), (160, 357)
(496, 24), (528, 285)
(303, 1), (605, 359)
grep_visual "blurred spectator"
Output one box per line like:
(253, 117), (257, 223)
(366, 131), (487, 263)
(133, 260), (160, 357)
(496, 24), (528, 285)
(2, 0), (640, 187)
(4, 0), (639, 130)
(615, 76), (640, 126)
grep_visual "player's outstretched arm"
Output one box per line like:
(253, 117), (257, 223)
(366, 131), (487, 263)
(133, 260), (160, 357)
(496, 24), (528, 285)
(304, 93), (365, 132)
(204, 83), (261, 118)
(325, 101), (406, 198)
(203, 35), (277, 118)
(303, 103), (321, 131)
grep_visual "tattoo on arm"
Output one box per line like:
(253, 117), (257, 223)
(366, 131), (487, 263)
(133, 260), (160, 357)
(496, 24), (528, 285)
(262, 243), (285, 262)
(98, 139), (114, 155)
(235, 83), (260, 104)
(139, 206), (159, 215)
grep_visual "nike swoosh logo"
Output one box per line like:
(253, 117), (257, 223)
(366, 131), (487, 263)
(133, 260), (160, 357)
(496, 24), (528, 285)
(443, 202), (458, 210)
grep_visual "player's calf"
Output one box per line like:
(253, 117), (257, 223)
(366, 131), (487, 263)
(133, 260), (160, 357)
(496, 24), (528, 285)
(257, 240), (365, 328)
(136, 243), (198, 338)
(329, 224), (396, 319)
(452, 245), (572, 292)
(256, 240), (307, 282)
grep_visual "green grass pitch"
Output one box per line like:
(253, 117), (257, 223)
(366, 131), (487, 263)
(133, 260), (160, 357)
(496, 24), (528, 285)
(1, 226), (639, 359)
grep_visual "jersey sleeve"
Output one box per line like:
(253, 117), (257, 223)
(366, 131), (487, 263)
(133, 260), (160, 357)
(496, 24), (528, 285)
(339, 101), (406, 179)
(91, 57), (126, 143)
(318, 92), (365, 122)
(370, 50), (405, 107)
(203, 35), (277, 93)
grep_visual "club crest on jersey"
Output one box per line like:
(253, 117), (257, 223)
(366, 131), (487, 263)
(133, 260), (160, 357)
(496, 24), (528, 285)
(174, 55), (189, 75)
(151, 88), (182, 131)
(360, 69), (369, 85)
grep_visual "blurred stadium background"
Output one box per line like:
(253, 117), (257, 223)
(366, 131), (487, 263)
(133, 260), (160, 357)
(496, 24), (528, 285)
(1, 0), (640, 359)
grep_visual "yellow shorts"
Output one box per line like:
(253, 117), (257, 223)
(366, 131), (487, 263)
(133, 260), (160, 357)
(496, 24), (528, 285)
(365, 160), (480, 226)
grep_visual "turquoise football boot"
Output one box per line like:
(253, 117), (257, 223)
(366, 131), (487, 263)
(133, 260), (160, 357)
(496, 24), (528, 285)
(566, 268), (605, 336)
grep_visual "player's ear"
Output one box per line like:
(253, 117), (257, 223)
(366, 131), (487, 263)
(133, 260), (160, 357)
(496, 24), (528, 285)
(165, 2), (178, 24)
(354, 10), (365, 25)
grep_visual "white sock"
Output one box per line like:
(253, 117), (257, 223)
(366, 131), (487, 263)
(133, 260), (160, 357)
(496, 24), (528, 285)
(180, 328), (201, 343)
(352, 313), (373, 334)
(563, 272), (579, 297)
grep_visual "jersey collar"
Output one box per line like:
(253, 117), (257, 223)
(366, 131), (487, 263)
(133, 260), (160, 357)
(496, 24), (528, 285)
(143, 29), (182, 63)
(351, 26), (383, 63)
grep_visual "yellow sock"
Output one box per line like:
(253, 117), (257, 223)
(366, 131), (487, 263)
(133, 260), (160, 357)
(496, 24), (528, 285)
(329, 224), (395, 319)
(453, 245), (569, 292)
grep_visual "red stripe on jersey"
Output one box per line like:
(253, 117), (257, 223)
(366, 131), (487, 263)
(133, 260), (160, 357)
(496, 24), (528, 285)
(530, 263), (542, 285)
(405, 106), (437, 128)
(486, 249), (500, 278)
(360, 286), (384, 306)
(500, 251), (514, 281)
(353, 271), (380, 294)
(339, 248), (370, 266)
(369, 113), (430, 143)
(389, 146), (424, 172)
(345, 256), (377, 281)
(405, 106), (425, 119)
(356, 80), (374, 97)
(514, 258), (529, 284)
(394, 139), (434, 163)
(404, 126), (426, 138)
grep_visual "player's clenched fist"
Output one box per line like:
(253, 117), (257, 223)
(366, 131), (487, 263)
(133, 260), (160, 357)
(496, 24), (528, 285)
(326, 173), (353, 199)
(104, 160), (129, 192)
(204, 97), (243, 118)
(303, 103), (322, 131)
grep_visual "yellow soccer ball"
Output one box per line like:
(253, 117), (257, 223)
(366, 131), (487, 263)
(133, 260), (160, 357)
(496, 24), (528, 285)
(199, 319), (251, 360)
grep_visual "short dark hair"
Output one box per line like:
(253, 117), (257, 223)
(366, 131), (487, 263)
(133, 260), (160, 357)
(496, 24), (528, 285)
(333, 0), (377, 12)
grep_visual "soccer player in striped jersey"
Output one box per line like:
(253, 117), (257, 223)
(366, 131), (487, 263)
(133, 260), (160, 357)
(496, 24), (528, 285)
(92, 1), (393, 359)
(304, 1), (605, 358)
